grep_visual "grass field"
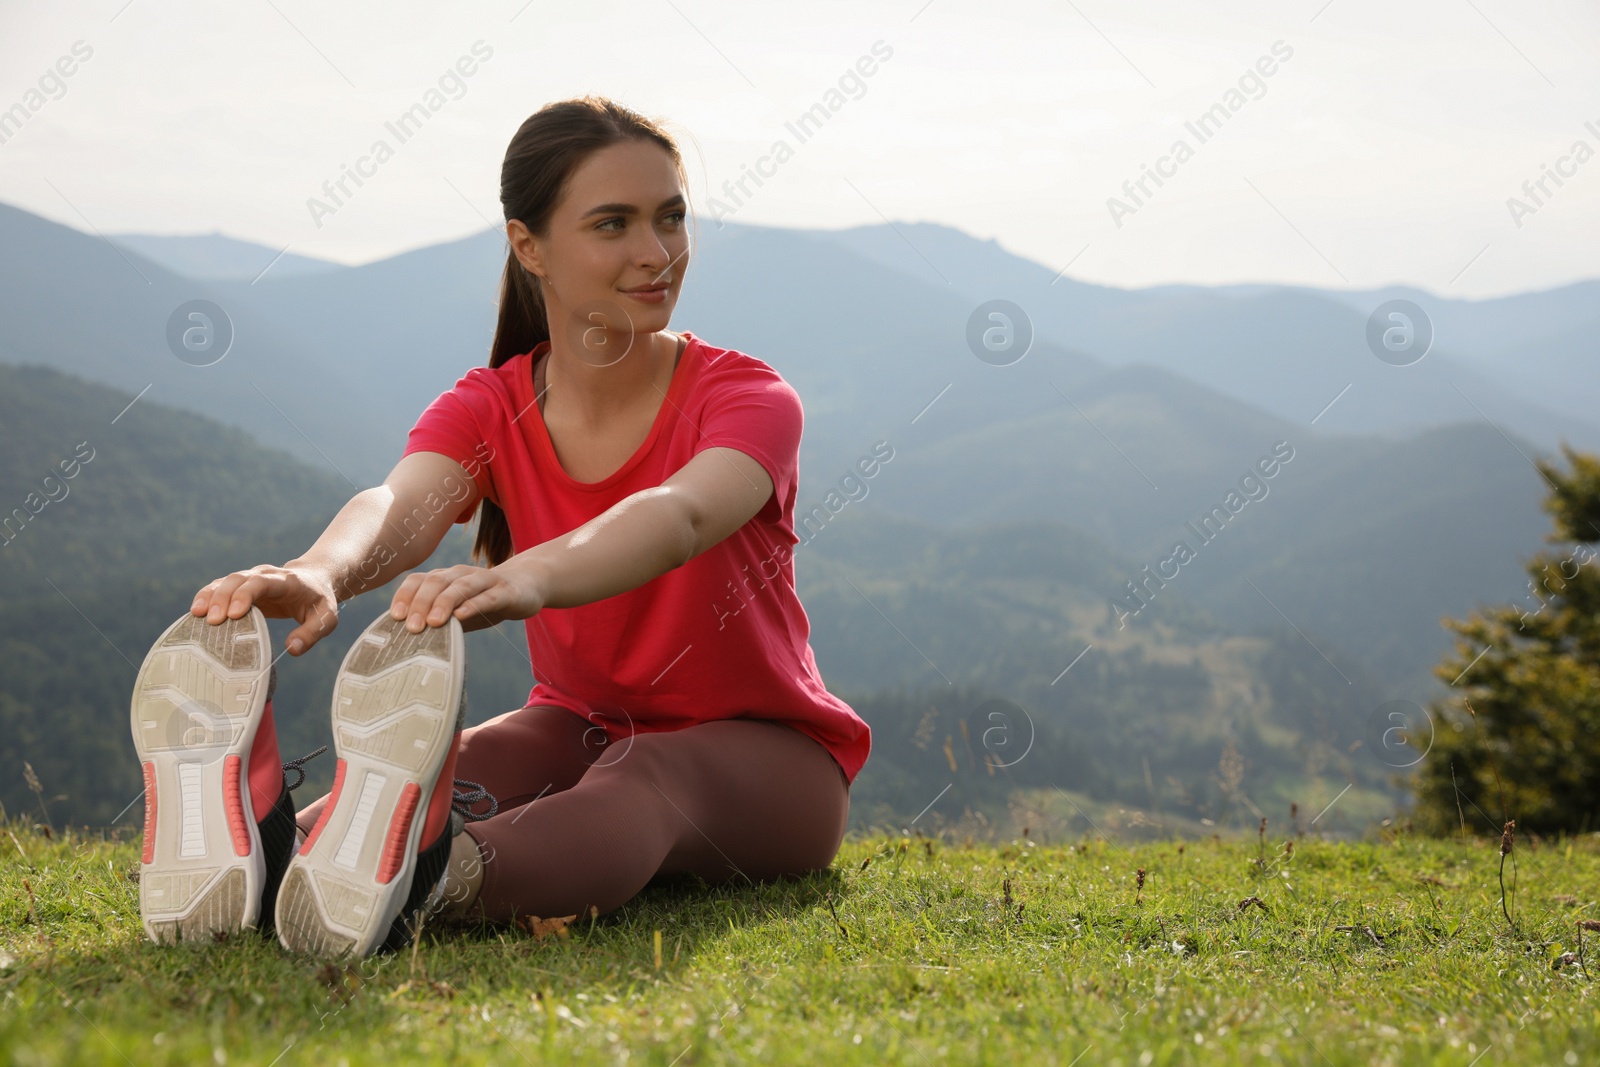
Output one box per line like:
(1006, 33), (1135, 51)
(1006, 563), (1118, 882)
(2, 814), (1598, 1066)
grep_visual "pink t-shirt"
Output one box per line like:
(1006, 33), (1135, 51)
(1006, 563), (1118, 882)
(400, 329), (871, 785)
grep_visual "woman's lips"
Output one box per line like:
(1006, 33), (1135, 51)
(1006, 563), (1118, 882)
(621, 287), (667, 303)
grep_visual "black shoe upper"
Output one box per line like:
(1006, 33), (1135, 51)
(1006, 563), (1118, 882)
(254, 780), (300, 937)
(377, 779), (502, 954)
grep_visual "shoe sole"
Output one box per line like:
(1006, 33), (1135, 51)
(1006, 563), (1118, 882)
(131, 608), (272, 944)
(274, 613), (464, 959)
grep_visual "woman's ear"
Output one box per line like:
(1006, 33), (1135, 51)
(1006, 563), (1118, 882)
(506, 219), (545, 279)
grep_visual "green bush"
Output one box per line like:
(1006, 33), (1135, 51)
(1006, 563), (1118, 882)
(1414, 444), (1600, 836)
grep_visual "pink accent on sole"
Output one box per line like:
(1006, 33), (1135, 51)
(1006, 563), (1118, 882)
(378, 782), (423, 885)
(300, 758), (347, 855)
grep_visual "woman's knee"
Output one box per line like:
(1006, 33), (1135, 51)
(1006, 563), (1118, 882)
(452, 704), (608, 811)
(457, 705), (597, 771)
(749, 725), (850, 872)
(604, 720), (849, 878)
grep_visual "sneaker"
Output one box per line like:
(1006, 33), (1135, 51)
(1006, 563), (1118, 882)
(257, 740), (328, 937)
(274, 612), (471, 959)
(396, 777), (500, 942)
(131, 607), (327, 944)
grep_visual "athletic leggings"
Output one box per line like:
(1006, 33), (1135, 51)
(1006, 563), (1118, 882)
(293, 705), (851, 923)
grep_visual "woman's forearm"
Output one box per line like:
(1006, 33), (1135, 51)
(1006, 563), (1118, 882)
(513, 488), (696, 610)
(189, 452), (476, 653)
(288, 486), (438, 598)
(289, 452), (483, 604)
(289, 486), (455, 604)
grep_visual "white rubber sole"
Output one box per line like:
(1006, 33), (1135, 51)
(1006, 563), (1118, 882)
(274, 613), (465, 959)
(130, 607), (273, 944)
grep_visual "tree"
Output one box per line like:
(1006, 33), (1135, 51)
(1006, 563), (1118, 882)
(1412, 444), (1600, 836)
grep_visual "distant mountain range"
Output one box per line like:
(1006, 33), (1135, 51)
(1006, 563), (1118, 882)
(824, 223), (1600, 449)
(1, 199), (1589, 830)
(109, 232), (343, 282)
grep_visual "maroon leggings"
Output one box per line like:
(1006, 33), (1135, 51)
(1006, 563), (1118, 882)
(294, 705), (851, 923)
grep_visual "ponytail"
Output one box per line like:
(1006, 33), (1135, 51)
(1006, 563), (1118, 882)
(470, 251), (549, 566)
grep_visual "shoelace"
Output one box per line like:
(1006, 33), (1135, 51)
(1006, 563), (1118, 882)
(451, 778), (499, 822)
(280, 746), (329, 792)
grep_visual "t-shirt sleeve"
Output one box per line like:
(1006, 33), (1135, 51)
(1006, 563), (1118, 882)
(401, 374), (501, 524)
(693, 367), (803, 528)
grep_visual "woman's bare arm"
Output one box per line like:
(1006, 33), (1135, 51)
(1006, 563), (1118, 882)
(387, 446), (773, 632)
(191, 451), (482, 655)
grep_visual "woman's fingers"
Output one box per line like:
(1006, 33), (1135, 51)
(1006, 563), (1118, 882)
(285, 597), (339, 655)
(191, 580), (221, 617)
(388, 570), (429, 619)
(429, 570), (495, 625)
(194, 566), (323, 626)
(201, 573), (252, 623)
(222, 573), (276, 620)
(193, 561), (514, 643)
(393, 566), (490, 631)
(453, 583), (511, 630)
(459, 567), (544, 631)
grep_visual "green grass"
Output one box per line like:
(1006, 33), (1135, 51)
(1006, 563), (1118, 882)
(3, 815), (1599, 1066)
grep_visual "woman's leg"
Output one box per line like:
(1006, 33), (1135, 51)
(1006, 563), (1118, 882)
(459, 718), (850, 923)
(294, 704), (604, 837)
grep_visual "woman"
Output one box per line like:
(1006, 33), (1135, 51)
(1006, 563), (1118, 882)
(129, 96), (871, 959)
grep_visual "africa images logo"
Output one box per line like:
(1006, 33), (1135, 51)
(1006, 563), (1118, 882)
(1106, 40), (1294, 228)
(1110, 441), (1294, 628)
(305, 41), (494, 229)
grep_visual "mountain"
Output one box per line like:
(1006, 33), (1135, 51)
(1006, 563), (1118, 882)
(852, 361), (1554, 695)
(206, 226), (514, 477)
(798, 509), (1402, 834)
(0, 202), (396, 487)
(0, 201), (1582, 700)
(107, 233), (343, 281)
(1308, 280), (1600, 357)
(0, 363), (350, 597)
(1194, 281), (1600, 432)
(68, 209), (1600, 458)
(818, 222), (1600, 452)
(1477, 315), (1599, 427)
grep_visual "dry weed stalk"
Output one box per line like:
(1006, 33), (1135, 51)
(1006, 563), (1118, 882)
(1465, 697), (1519, 933)
(22, 762), (51, 835)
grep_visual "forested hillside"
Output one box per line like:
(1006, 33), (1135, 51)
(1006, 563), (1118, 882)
(0, 365), (534, 826)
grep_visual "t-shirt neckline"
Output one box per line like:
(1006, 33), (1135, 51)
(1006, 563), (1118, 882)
(524, 330), (699, 492)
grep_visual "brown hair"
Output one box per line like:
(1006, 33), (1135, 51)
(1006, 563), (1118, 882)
(472, 95), (692, 567)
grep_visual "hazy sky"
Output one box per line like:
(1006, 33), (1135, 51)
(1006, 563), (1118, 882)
(2, 0), (1596, 298)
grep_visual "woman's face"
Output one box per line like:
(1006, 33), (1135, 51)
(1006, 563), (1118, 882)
(510, 139), (690, 359)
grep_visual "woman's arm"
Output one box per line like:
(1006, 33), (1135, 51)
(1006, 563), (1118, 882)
(389, 446), (773, 632)
(192, 450), (482, 654)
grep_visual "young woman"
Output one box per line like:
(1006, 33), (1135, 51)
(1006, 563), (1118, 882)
(130, 96), (871, 958)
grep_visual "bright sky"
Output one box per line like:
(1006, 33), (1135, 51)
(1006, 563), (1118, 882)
(1, 0), (1595, 298)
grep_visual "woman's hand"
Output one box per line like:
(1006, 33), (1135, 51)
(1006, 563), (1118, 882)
(191, 563), (340, 656)
(389, 562), (547, 633)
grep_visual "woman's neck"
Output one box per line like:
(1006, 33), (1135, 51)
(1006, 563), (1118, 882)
(538, 329), (683, 423)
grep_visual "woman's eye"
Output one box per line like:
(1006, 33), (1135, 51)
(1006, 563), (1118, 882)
(598, 211), (683, 232)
